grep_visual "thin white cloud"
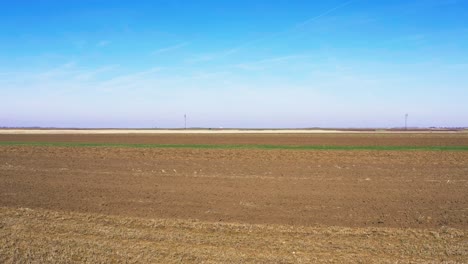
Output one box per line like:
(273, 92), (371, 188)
(184, 46), (247, 63)
(2, 63), (120, 95)
(97, 40), (111, 47)
(185, 54), (215, 63)
(295, 0), (353, 28)
(73, 40), (87, 49)
(152, 42), (189, 55)
(96, 67), (166, 92)
(235, 55), (311, 71)
(185, 45), (248, 65)
(34, 61), (78, 79)
(196, 0), (354, 61)
(382, 34), (427, 47)
(74, 65), (119, 81)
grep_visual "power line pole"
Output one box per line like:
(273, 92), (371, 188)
(405, 113), (408, 130)
(184, 114), (187, 130)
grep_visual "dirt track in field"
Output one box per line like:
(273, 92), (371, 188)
(1, 134), (467, 229)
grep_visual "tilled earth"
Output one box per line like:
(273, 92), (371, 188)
(1, 133), (467, 263)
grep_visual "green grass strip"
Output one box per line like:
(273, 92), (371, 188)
(0, 141), (467, 151)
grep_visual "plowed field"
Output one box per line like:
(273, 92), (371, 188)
(1, 133), (467, 263)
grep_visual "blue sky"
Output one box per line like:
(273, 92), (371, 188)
(1, 0), (467, 128)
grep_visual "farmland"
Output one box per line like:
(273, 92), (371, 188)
(1, 132), (467, 263)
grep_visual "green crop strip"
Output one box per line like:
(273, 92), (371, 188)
(0, 141), (467, 151)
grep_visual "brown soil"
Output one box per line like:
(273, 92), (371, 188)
(1, 133), (468, 263)
(1, 139), (467, 228)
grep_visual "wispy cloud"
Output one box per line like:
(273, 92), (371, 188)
(394, 0), (463, 14)
(74, 65), (119, 81)
(97, 67), (163, 91)
(187, 1), (354, 62)
(185, 54), (215, 63)
(185, 47), (239, 63)
(295, 0), (353, 28)
(97, 40), (111, 47)
(152, 42), (189, 55)
(234, 55), (311, 71)
(34, 61), (78, 79)
(382, 34), (427, 47)
(1, 62), (121, 94)
(73, 40), (87, 49)
(206, 0), (354, 58)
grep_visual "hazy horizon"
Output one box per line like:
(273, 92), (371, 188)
(2, 0), (468, 128)
(1, 125), (467, 130)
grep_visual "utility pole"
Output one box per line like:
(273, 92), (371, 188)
(405, 113), (408, 130)
(184, 114), (187, 130)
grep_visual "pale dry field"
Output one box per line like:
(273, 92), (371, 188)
(1, 129), (465, 134)
(0, 129), (347, 134)
(1, 207), (466, 263)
